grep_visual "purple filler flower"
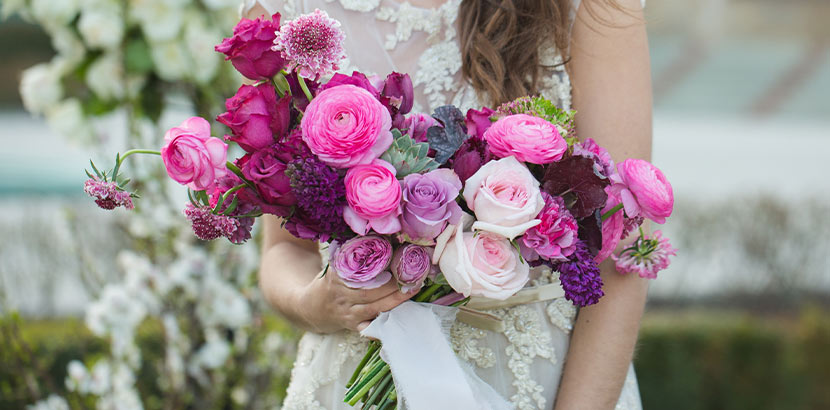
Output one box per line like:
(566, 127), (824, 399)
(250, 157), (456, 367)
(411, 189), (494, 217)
(390, 244), (433, 293)
(286, 156), (350, 238)
(272, 9), (346, 79)
(332, 236), (393, 289)
(84, 179), (134, 210)
(554, 240), (604, 307)
(399, 169), (463, 244)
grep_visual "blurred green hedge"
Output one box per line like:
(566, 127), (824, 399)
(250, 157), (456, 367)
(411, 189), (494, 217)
(3, 308), (830, 409)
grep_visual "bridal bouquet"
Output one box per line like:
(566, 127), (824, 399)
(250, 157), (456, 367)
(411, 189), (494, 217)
(83, 9), (675, 409)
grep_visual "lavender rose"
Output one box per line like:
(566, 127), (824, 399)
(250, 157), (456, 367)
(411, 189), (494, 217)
(215, 13), (284, 80)
(390, 244), (433, 293)
(217, 84), (291, 153)
(400, 169), (463, 243)
(332, 236), (394, 289)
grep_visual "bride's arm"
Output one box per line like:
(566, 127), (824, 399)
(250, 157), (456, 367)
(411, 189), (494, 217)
(554, 0), (652, 408)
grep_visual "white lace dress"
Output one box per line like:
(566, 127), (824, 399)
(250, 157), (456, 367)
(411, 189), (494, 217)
(242, 0), (644, 408)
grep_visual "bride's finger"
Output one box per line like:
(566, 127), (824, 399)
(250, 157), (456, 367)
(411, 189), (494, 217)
(353, 287), (416, 322)
(345, 278), (401, 303)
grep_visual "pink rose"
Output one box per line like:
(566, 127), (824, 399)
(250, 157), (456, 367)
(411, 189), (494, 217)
(301, 84), (393, 168)
(596, 187), (624, 263)
(462, 156), (545, 240)
(611, 159), (674, 224)
(343, 159), (402, 235)
(161, 117), (228, 191)
(436, 221), (529, 300)
(215, 13), (284, 80)
(390, 244), (433, 293)
(483, 114), (567, 164)
(217, 84), (291, 153)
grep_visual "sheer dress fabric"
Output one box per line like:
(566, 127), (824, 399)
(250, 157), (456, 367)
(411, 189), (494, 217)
(242, 0), (644, 408)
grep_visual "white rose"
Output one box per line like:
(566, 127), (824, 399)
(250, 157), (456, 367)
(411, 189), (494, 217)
(85, 53), (125, 100)
(184, 13), (221, 85)
(437, 220), (530, 300)
(462, 156), (545, 240)
(51, 27), (86, 63)
(78, 7), (125, 50)
(45, 99), (94, 142)
(150, 40), (190, 81)
(19, 61), (65, 114)
(30, 0), (80, 24)
(129, 0), (187, 42)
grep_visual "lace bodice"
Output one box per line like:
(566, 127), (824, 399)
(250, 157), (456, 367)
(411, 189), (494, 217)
(242, 0), (575, 114)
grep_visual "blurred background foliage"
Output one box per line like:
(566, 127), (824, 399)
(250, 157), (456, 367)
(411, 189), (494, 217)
(1, 0), (829, 409)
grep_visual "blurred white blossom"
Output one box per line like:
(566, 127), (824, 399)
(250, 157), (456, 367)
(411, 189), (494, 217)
(129, 0), (188, 42)
(26, 395), (69, 410)
(30, 0), (80, 25)
(78, 6), (126, 50)
(45, 99), (95, 143)
(86, 53), (127, 100)
(19, 62), (65, 114)
(184, 13), (223, 84)
(150, 40), (190, 81)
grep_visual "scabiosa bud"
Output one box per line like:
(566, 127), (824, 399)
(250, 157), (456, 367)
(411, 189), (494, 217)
(612, 230), (677, 279)
(272, 9), (346, 79)
(554, 240), (604, 307)
(183, 204), (238, 241)
(84, 178), (134, 210)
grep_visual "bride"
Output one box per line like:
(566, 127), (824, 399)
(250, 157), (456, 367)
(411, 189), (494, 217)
(247, 0), (651, 408)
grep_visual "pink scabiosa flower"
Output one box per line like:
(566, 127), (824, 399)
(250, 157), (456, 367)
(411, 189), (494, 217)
(521, 193), (578, 262)
(612, 230), (677, 279)
(84, 178), (135, 210)
(183, 203), (239, 241)
(272, 9), (346, 79)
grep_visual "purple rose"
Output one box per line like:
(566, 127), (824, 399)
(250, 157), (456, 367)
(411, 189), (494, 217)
(400, 169), (463, 243)
(215, 13), (285, 80)
(319, 71), (379, 98)
(465, 106), (495, 139)
(332, 236), (393, 289)
(447, 134), (494, 183)
(404, 113), (437, 143)
(217, 84), (291, 153)
(390, 244), (433, 293)
(239, 145), (295, 216)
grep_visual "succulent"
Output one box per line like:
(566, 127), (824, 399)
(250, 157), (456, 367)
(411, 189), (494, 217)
(381, 129), (439, 178)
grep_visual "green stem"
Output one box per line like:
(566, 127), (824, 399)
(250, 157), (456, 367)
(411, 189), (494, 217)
(414, 283), (442, 303)
(225, 161), (256, 188)
(347, 341), (380, 388)
(121, 149), (161, 160)
(601, 203), (624, 221)
(346, 362), (389, 406)
(366, 371), (393, 407)
(297, 76), (313, 102)
(272, 72), (292, 97)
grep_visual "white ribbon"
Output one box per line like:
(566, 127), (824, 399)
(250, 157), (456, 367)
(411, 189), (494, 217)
(360, 301), (513, 410)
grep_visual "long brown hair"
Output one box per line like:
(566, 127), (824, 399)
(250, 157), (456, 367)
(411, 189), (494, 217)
(458, 0), (573, 107)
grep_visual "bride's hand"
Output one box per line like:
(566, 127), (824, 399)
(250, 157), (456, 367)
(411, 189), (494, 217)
(299, 266), (417, 334)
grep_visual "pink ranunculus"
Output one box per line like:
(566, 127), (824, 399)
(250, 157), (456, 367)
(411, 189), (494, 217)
(217, 84), (291, 153)
(161, 117), (228, 191)
(215, 13), (284, 80)
(390, 244), (433, 293)
(483, 114), (567, 164)
(301, 84), (393, 168)
(403, 113), (437, 143)
(438, 223), (529, 300)
(343, 159), (402, 235)
(463, 156), (545, 240)
(521, 193), (578, 262)
(611, 159), (674, 224)
(596, 186), (624, 263)
(400, 169), (463, 243)
(332, 236), (393, 289)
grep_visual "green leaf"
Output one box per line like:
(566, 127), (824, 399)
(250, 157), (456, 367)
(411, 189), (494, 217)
(125, 37), (154, 74)
(222, 196), (239, 216)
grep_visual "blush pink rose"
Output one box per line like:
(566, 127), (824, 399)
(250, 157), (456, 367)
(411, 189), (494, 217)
(161, 117), (228, 191)
(483, 114), (567, 164)
(343, 159), (402, 235)
(437, 222), (529, 300)
(611, 159), (674, 224)
(301, 84), (393, 168)
(462, 156), (544, 240)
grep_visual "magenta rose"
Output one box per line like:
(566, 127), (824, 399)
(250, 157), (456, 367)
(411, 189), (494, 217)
(484, 114), (567, 164)
(301, 84), (393, 168)
(161, 117), (228, 191)
(390, 244), (433, 293)
(403, 113), (437, 143)
(448, 134), (494, 183)
(215, 13), (284, 80)
(240, 145), (296, 215)
(332, 236), (393, 289)
(343, 159), (402, 235)
(400, 169), (463, 243)
(319, 71), (380, 98)
(521, 193), (578, 262)
(217, 84), (291, 153)
(465, 106), (495, 140)
(610, 159), (674, 224)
